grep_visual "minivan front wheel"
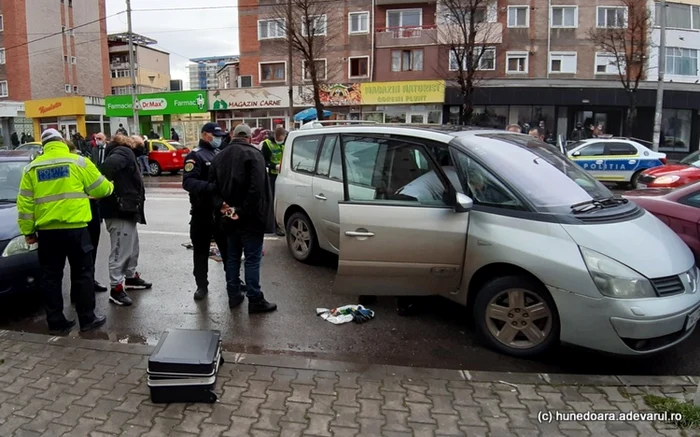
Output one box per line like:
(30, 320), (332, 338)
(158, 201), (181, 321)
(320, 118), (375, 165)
(286, 212), (318, 263)
(474, 276), (559, 357)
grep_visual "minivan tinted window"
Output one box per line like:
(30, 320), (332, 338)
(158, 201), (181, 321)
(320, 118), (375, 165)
(291, 135), (322, 173)
(467, 134), (614, 212)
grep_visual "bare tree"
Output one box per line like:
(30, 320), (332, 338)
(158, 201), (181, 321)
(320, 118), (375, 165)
(588, 0), (651, 136)
(435, 0), (496, 125)
(270, 0), (342, 121)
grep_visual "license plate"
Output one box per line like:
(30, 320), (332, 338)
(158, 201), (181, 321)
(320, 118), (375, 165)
(637, 183), (647, 189)
(686, 307), (700, 331)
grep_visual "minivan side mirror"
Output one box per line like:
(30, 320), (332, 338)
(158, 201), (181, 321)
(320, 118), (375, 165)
(455, 193), (473, 213)
(572, 151), (581, 157)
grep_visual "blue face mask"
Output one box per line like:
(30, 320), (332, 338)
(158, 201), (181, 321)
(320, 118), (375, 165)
(211, 136), (222, 148)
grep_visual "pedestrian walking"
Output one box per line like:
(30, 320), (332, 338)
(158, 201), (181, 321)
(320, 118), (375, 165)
(170, 128), (180, 142)
(570, 122), (586, 141)
(261, 126), (286, 198)
(528, 126), (545, 141)
(133, 138), (150, 176)
(506, 124), (521, 133)
(100, 134), (152, 307)
(183, 122), (245, 302)
(20, 133), (26, 144)
(16, 129), (113, 333)
(209, 124), (277, 314)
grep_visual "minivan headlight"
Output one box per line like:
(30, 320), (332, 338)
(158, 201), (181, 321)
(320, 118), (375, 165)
(687, 266), (699, 294)
(580, 247), (656, 298)
(1, 236), (37, 257)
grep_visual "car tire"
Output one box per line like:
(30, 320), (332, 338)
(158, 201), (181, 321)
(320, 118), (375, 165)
(149, 161), (162, 176)
(285, 212), (319, 263)
(474, 275), (560, 358)
(629, 170), (644, 189)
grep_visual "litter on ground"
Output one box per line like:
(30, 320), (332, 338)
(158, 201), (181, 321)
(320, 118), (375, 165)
(316, 305), (375, 325)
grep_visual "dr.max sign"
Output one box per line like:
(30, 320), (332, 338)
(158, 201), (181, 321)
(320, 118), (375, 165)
(105, 91), (208, 117)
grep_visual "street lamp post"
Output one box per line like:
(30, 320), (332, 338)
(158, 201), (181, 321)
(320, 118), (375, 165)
(652, 0), (666, 152)
(126, 0), (140, 135)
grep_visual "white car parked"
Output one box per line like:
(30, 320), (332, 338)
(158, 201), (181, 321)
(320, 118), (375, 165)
(566, 138), (666, 188)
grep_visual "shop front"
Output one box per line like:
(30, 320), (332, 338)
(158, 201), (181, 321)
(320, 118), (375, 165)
(210, 87), (290, 131)
(360, 80), (445, 124)
(25, 96), (108, 140)
(105, 91), (208, 141)
(293, 84), (363, 123)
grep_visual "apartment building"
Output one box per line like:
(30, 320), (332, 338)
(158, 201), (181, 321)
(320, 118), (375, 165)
(0, 0), (112, 144)
(232, 0), (700, 153)
(188, 56), (240, 90)
(216, 61), (241, 89)
(108, 33), (171, 95)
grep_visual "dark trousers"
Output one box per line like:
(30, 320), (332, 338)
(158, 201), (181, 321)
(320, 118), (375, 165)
(225, 229), (263, 301)
(269, 174), (277, 199)
(190, 214), (228, 289)
(72, 202), (101, 302)
(38, 228), (97, 329)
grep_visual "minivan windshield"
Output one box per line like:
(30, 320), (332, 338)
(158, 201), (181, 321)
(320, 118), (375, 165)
(680, 150), (700, 167)
(464, 133), (615, 212)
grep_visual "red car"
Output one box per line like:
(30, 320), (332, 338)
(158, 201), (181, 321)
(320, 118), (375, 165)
(624, 182), (700, 264)
(637, 150), (700, 188)
(147, 140), (189, 176)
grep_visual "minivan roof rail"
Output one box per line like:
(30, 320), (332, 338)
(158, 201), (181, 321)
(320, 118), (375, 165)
(299, 120), (378, 130)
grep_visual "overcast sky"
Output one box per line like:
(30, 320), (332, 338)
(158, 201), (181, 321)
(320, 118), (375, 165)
(106, 0), (240, 89)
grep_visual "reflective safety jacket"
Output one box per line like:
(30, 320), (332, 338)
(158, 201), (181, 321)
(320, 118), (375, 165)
(17, 141), (114, 235)
(261, 139), (284, 175)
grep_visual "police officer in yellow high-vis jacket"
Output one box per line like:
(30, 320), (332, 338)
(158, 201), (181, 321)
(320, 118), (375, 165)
(260, 126), (286, 198)
(17, 129), (114, 334)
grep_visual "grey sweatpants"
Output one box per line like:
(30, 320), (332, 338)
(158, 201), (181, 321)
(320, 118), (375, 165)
(104, 218), (140, 287)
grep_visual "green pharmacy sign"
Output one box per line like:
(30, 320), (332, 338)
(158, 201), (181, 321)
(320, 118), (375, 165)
(105, 91), (208, 117)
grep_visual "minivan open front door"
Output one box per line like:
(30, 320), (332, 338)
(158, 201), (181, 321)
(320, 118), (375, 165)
(333, 203), (469, 296)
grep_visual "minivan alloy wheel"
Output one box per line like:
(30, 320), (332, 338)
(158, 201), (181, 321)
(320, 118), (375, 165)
(485, 288), (552, 349)
(289, 218), (311, 256)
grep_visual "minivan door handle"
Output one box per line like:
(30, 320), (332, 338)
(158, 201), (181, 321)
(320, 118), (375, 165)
(315, 193), (327, 201)
(345, 230), (375, 237)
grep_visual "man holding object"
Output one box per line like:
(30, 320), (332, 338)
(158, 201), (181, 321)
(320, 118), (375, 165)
(209, 124), (277, 313)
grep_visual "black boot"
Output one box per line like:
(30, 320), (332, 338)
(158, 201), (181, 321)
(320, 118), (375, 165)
(249, 293), (277, 314)
(194, 287), (208, 301)
(94, 281), (108, 293)
(228, 293), (245, 309)
(125, 272), (152, 289)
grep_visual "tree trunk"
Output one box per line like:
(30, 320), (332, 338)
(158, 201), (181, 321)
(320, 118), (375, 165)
(312, 78), (325, 121)
(625, 92), (637, 137)
(460, 80), (474, 125)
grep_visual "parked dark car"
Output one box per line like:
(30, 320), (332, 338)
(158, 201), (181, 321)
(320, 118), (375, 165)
(0, 151), (40, 297)
(625, 182), (700, 265)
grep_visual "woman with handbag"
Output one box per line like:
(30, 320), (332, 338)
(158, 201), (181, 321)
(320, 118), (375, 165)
(99, 134), (152, 307)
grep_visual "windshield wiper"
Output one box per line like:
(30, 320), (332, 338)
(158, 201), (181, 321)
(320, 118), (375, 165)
(571, 196), (628, 214)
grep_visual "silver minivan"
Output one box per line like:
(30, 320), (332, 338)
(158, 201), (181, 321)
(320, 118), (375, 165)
(274, 125), (700, 357)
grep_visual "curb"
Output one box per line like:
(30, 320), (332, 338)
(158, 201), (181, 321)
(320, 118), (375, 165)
(1, 329), (697, 387)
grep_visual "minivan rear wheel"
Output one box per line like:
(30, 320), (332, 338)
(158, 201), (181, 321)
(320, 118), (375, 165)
(474, 276), (559, 357)
(286, 212), (319, 263)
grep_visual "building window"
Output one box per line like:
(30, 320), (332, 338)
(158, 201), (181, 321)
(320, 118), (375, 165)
(0, 49), (5, 65)
(302, 59), (327, 81)
(595, 53), (621, 74)
(506, 51), (528, 73)
(111, 69), (131, 78)
(665, 47), (698, 76)
(392, 49), (423, 71)
(68, 0), (72, 6)
(349, 56), (369, 78)
(260, 62), (286, 82)
(656, 3), (700, 30)
(71, 56), (77, 64)
(549, 52), (577, 73)
(661, 108), (692, 152)
(349, 12), (369, 34)
(597, 6), (627, 28)
(0, 81), (7, 97)
(387, 9), (422, 29)
(62, 25), (67, 33)
(551, 6), (577, 28)
(70, 29), (75, 36)
(238, 75), (253, 87)
(73, 86), (79, 93)
(448, 47), (495, 71)
(65, 84), (71, 93)
(507, 6), (529, 28)
(0, 16), (4, 32)
(258, 19), (286, 40)
(64, 55), (69, 63)
(302, 15), (328, 36)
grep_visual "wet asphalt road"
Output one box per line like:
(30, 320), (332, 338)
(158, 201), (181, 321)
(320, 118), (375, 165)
(2, 175), (699, 376)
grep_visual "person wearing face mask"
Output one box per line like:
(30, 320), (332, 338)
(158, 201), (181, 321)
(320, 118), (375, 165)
(183, 122), (243, 301)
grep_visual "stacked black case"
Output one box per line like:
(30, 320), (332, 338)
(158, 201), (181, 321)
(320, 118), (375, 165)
(147, 329), (223, 404)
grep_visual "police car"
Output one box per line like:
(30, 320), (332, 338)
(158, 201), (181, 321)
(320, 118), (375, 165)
(566, 138), (666, 188)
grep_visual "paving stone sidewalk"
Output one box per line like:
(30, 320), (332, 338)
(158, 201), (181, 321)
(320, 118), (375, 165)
(0, 330), (697, 437)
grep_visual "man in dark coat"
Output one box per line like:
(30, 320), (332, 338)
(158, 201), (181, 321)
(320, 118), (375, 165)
(99, 135), (152, 307)
(209, 124), (277, 314)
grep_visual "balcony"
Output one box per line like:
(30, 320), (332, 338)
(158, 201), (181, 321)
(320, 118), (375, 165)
(375, 26), (438, 48)
(110, 62), (137, 70)
(376, 0), (432, 5)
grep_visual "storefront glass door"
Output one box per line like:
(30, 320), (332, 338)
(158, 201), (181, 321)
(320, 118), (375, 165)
(408, 113), (427, 124)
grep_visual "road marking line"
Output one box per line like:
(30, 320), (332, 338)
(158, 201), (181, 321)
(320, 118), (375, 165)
(139, 230), (280, 240)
